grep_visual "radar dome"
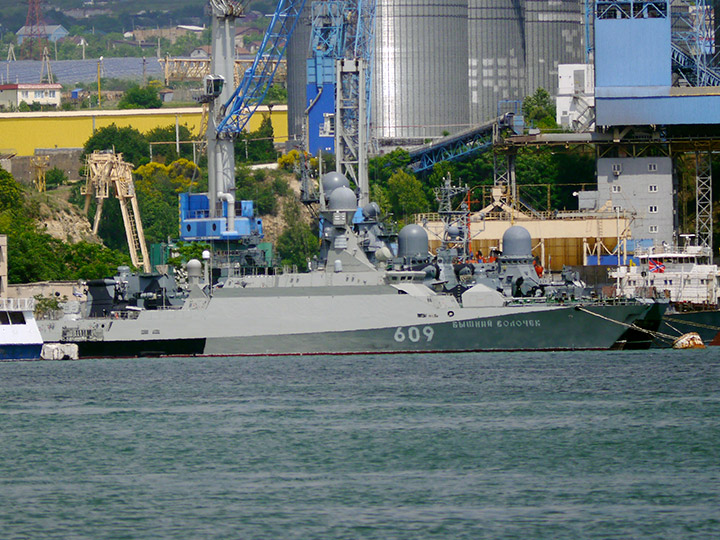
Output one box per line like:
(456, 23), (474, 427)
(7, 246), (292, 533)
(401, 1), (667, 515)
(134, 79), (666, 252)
(362, 202), (381, 219)
(501, 226), (532, 259)
(447, 225), (461, 238)
(321, 171), (350, 195)
(398, 224), (429, 259)
(327, 186), (358, 211)
(187, 259), (202, 276)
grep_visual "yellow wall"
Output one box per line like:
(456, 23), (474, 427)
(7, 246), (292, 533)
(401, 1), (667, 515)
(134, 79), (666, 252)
(0, 106), (289, 156)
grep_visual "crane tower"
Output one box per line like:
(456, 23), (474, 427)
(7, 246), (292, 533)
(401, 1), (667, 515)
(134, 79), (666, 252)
(179, 0), (305, 245)
(306, 0), (376, 206)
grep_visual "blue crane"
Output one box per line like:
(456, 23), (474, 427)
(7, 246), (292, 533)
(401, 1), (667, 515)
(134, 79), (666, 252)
(179, 0), (306, 246)
(217, 0), (307, 134)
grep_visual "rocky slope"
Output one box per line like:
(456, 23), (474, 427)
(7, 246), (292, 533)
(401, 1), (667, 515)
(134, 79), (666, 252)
(28, 186), (100, 244)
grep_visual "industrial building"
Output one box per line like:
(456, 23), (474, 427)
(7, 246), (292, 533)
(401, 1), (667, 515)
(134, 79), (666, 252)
(288, 0), (587, 151)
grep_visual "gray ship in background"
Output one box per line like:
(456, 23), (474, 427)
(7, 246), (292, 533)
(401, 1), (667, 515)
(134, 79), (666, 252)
(38, 173), (660, 359)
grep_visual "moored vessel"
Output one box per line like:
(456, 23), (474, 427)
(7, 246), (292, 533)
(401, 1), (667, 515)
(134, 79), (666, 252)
(0, 297), (43, 361)
(37, 175), (660, 358)
(611, 240), (720, 347)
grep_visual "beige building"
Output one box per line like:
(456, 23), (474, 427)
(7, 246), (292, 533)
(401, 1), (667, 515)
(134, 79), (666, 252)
(0, 83), (63, 110)
(419, 211), (633, 272)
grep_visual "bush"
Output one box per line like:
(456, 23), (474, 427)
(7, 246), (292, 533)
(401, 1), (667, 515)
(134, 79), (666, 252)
(45, 167), (67, 190)
(118, 84), (162, 109)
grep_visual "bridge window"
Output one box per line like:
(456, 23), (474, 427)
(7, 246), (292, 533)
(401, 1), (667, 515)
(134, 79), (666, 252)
(649, 225), (658, 233)
(649, 205), (658, 213)
(649, 185), (658, 192)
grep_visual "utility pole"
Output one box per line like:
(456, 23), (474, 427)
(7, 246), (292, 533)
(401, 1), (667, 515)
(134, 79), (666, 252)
(97, 56), (103, 108)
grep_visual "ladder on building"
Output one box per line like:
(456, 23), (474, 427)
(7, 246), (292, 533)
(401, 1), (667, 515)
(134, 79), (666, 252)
(82, 151), (151, 272)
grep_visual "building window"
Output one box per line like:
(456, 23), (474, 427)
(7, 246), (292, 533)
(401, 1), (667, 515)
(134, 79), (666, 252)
(49, 91), (55, 98)
(649, 205), (658, 213)
(649, 225), (658, 233)
(648, 163), (657, 172)
(649, 184), (658, 192)
(34, 91), (42, 98)
(21, 91), (28, 98)
(612, 185), (622, 193)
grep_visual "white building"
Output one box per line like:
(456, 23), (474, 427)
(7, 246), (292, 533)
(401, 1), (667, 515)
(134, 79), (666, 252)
(0, 83), (63, 110)
(556, 64), (595, 132)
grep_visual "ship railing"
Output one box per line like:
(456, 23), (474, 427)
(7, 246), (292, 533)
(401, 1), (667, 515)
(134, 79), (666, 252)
(0, 297), (35, 311)
(633, 244), (711, 259)
(505, 296), (647, 307)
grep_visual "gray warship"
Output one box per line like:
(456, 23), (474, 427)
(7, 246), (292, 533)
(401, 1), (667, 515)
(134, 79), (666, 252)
(38, 173), (659, 358)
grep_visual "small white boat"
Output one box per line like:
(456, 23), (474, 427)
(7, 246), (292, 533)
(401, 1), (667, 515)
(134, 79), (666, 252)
(0, 297), (43, 361)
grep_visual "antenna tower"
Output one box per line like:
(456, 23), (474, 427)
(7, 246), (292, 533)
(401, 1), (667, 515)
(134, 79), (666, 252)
(22, 0), (48, 59)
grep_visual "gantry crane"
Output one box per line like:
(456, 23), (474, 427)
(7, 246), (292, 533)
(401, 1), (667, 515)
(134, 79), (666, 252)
(82, 151), (151, 272)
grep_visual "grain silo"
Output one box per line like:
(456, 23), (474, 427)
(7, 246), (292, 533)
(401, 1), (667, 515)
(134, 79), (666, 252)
(468, 0), (526, 124)
(372, 0), (469, 143)
(523, 0), (583, 97)
(286, 3), (312, 145)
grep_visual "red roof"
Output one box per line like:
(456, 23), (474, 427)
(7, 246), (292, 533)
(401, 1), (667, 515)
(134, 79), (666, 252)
(0, 83), (63, 90)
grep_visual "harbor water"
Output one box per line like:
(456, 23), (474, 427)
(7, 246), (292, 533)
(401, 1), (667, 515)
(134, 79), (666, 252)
(1, 350), (719, 539)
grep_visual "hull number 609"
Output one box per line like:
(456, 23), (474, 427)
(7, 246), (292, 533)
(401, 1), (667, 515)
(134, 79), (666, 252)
(394, 326), (434, 343)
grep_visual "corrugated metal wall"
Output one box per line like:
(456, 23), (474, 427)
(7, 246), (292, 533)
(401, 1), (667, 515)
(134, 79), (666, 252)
(468, 0), (526, 124)
(286, 1), (586, 143)
(286, 3), (312, 144)
(524, 0), (583, 98)
(372, 0), (469, 140)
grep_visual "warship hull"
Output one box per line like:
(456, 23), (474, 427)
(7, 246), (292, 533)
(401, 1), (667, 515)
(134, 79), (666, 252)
(38, 288), (654, 358)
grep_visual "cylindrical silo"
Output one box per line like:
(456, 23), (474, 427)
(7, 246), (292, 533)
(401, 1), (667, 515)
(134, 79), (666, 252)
(468, 0), (526, 124)
(373, 0), (469, 143)
(524, 0), (583, 98)
(286, 3), (312, 146)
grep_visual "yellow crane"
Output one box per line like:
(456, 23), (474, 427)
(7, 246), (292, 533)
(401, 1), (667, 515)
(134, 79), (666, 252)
(30, 154), (49, 192)
(82, 151), (151, 272)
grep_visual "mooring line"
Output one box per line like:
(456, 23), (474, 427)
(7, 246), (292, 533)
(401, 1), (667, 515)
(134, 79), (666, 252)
(575, 306), (677, 344)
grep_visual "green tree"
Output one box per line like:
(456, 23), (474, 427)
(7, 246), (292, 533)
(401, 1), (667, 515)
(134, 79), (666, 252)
(263, 85), (288, 105)
(275, 200), (318, 269)
(386, 170), (429, 221)
(146, 124), (194, 162)
(235, 115), (277, 164)
(0, 167), (23, 212)
(522, 88), (557, 130)
(133, 159), (200, 244)
(235, 166), (278, 216)
(167, 241), (212, 270)
(82, 124), (150, 167)
(368, 148), (411, 188)
(118, 84), (162, 109)
(45, 167), (67, 190)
